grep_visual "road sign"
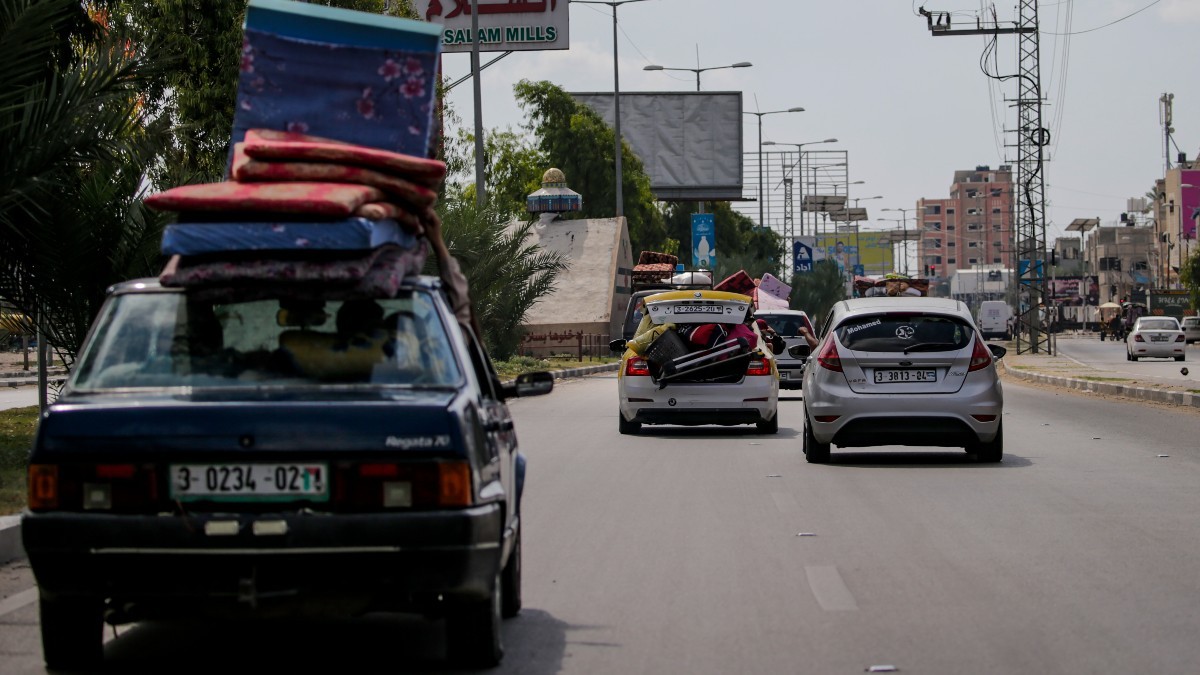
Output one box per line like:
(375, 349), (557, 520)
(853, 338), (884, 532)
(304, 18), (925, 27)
(1018, 259), (1043, 285)
(793, 240), (814, 274)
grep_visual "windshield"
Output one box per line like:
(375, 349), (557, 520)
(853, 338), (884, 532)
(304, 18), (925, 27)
(71, 289), (462, 390)
(836, 313), (973, 353)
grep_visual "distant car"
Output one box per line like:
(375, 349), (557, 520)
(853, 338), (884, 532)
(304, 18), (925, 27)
(1126, 316), (1186, 361)
(613, 290), (779, 434)
(1182, 316), (1200, 345)
(755, 309), (815, 390)
(801, 297), (1006, 463)
(22, 277), (552, 670)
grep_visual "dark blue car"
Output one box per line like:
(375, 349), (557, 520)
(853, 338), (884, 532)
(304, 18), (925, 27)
(22, 276), (551, 669)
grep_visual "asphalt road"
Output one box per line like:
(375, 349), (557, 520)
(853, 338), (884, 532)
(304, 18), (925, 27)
(2, 372), (1200, 673)
(1055, 336), (1197, 387)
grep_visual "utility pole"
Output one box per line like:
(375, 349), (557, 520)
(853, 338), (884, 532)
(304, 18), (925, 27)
(919, 2), (1049, 354)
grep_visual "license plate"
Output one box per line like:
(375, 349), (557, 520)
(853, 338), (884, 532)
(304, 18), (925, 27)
(874, 369), (937, 384)
(1150, 335), (1168, 342)
(779, 371), (790, 379)
(169, 463), (329, 502)
(674, 304), (722, 314)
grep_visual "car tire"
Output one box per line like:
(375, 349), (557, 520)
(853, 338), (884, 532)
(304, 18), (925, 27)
(501, 528), (522, 618)
(803, 416), (830, 463)
(618, 413), (641, 435)
(757, 414), (779, 434)
(39, 593), (103, 671)
(970, 422), (1003, 463)
(446, 573), (503, 667)
(1176, 355), (1186, 362)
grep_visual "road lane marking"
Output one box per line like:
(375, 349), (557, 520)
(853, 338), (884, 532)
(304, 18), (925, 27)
(771, 491), (798, 513)
(0, 587), (37, 618)
(805, 565), (858, 611)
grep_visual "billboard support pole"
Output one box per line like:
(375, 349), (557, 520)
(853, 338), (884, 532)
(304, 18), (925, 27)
(470, 0), (485, 206)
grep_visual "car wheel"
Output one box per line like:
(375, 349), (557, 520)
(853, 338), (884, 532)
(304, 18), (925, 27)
(501, 528), (522, 618)
(803, 416), (830, 463)
(39, 593), (103, 671)
(757, 414), (779, 434)
(970, 422), (1003, 463)
(618, 413), (641, 435)
(1176, 355), (1186, 362)
(446, 573), (503, 667)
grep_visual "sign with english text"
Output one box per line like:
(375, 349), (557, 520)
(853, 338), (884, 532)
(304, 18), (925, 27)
(416, 0), (569, 52)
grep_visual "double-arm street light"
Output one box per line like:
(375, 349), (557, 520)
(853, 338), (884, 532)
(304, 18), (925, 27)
(849, 195), (882, 274)
(762, 138), (837, 240)
(743, 107), (805, 228)
(643, 60), (753, 91)
(571, 0), (653, 218)
(882, 207), (916, 275)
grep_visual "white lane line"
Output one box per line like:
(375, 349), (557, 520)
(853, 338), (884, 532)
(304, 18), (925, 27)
(805, 565), (858, 611)
(0, 587), (37, 618)
(771, 491), (798, 513)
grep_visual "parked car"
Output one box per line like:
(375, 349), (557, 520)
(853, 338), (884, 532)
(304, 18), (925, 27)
(754, 309), (816, 390)
(1182, 316), (1200, 345)
(801, 297), (1006, 463)
(612, 290), (779, 434)
(22, 276), (552, 670)
(1125, 316), (1186, 361)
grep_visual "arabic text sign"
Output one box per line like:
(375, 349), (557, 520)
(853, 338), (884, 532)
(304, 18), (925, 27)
(417, 0), (569, 53)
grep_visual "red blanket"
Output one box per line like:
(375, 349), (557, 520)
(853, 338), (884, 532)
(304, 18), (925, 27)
(145, 181), (385, 218)
(242, 129), (446, 186)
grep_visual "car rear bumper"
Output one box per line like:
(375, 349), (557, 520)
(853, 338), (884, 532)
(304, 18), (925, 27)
(1129, 343), (1185, 357)
(22, 505), (505, 617)
(776, 362), (805, 389)
(620, 375), (777, 425)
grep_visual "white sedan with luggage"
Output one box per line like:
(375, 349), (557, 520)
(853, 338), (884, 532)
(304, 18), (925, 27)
(611, 291), (780, 434)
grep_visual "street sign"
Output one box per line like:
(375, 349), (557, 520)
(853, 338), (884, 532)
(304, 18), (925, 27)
(1018, 259), (1043, 285)
(793, 239), (814, 274)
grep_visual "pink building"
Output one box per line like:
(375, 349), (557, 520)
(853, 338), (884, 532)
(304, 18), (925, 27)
(916, 166), (1016, 279)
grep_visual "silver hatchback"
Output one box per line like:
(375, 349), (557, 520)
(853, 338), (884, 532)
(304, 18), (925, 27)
(801, 297), (1006, 463)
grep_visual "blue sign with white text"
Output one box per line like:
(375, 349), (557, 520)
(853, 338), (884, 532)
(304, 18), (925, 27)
(691, 213), (716, 269)
(793, 240), (814, 274)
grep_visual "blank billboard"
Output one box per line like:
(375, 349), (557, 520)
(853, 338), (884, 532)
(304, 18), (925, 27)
(572, 92), (743, 201)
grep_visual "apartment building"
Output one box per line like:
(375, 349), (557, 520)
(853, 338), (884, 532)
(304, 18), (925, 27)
(916, 166), (1016, 279)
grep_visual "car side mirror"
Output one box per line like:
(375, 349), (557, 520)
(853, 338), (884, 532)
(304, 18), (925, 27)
(787, 344), (811, 360)
(987, 344), (1007, 360)
(503, 371), (553, 399)
(609, 339), (628, 353)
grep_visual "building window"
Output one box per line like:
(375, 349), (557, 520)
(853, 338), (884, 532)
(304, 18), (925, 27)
(968, 258), (979, 264)
(931, 239), (942, 248)
(992, 223), (1002, 231)
(947, 224), (955, 231)
(927, 221), (942, 230)
(948, 241), (956, 247)
(993, 241), (1001, 247)
(948, 258), (956, 264)
(990, 188), (1002, 197)
(925, 205), (942, 215)
(993, 258), (1002, 263)
(992, 208), (1001, 214)
(946, 208), (955, 215)
(968, 241), (979, 248)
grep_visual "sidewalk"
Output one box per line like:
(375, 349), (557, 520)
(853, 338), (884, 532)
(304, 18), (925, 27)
(998, 337), (1200, 410)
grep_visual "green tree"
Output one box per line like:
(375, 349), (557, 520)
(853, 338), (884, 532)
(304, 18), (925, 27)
(0, 0), (166, 363)
(512, 80), (667, 253)
(444, 126), (547, 218)
(431, 197), (567, 359)
(789, 261), (845, 330)
(1180, 247), (1200, 311)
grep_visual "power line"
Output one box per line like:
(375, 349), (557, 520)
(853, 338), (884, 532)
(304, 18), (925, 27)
(1041, 0), (1163, 36)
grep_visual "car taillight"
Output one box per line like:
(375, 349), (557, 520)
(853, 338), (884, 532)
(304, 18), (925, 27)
(333, 460), (473, 511)
(816, 339), (842, 372)
(1176, 335), (1185, 342)
(625, 356), (651, 376)
(746, 357), (772, 376)
(1134, 334), (1145, 342)
(968, 336), (993, 372)
(28, 463), (159, 513)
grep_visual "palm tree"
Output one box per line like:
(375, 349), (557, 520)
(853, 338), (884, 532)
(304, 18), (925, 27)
(432, 197), (568, 360)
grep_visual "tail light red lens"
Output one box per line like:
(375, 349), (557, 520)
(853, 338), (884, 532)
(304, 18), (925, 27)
(28, 465), (58, 510)
(816, 339), (843, 372)
(29, 464), (158, 512)
(335, 460), (473, 511)
(1176, 335), (1185, 343)
(625, 356), (651, 376)
(1134, 334), (1145, 342)
(968, 336), (993, 372)
(745, 358), (772, 376)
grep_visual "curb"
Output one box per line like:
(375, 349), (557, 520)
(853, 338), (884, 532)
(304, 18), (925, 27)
(1000, 361), (1200, 410)
(0, 362), (621, 565)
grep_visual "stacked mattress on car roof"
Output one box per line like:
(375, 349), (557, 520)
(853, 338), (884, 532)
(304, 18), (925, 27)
(144, 0), (443, 291)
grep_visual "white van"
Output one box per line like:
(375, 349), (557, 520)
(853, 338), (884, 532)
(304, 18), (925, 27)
(978, 301), (1013, 340)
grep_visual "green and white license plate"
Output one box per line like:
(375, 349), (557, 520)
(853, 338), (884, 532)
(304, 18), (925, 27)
(874, 369), (937, 384)
(169, 463), (329, 502)
(674, 304), (723, 314)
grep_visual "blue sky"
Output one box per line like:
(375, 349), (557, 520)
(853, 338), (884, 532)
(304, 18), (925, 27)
(442, 0), (1199, 243)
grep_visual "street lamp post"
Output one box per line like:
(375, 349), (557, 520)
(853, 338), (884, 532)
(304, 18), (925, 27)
(850, 195), (883, 276)
(743, 107), (805, 228)
(572, 0), (653, 219)
(882, 207), (915, 276)
(877, 217), (908, 274)
(643, 61), (753, 92)
(761, 138), (837, 243)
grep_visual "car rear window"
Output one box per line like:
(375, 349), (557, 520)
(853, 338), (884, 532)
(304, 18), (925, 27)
(835, 313), (973, 353)
(71, 289), (462, 390)
(760, 314), (813, 337)
(1138, 319), (1179, 331)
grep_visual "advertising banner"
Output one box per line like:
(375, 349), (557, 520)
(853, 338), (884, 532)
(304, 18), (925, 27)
(1150, 290), (1192, 318)
(793, 238), (814, 274)
(691, 213), (716, 270)
(1046, 276), (1099, 306)
(416, 0), (569, 53)
(806, 233), (893, 276)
